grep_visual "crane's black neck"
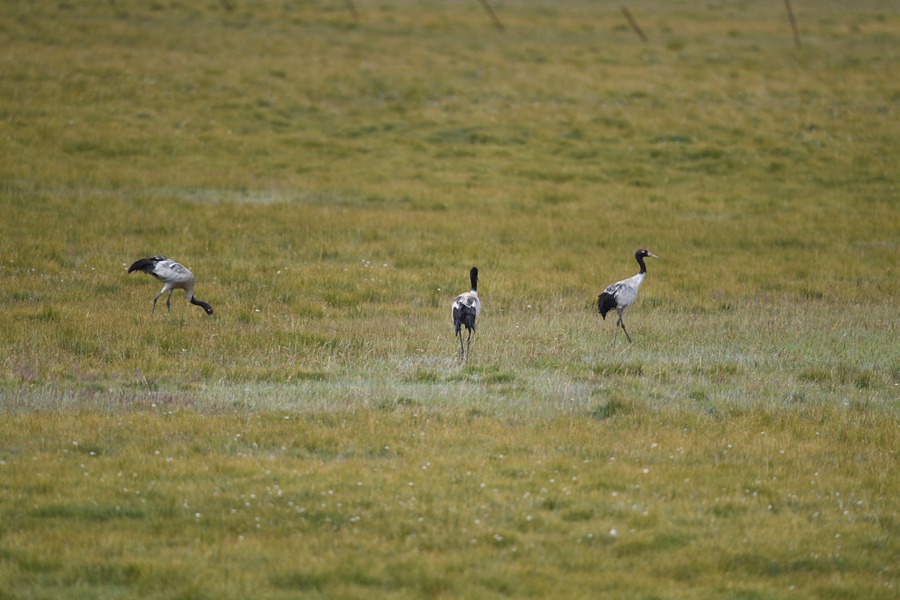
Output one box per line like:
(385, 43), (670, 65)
(470, 267), (479, 293)
(635, 253), (648, 275)
(190, 296), (214, 316)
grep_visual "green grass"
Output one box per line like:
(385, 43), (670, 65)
(1, 0), (898, 598)
(1, 409), (897, 599)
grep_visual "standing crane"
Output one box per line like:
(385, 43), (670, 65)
(451, 267), (481, 362)
(128, 255), (214, 318)
(597, 249), (657, 342)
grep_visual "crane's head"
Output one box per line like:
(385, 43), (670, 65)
(636, 249), (658, 260)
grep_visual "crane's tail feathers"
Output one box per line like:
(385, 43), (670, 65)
(128, 256), (165, 274)
(597, 293), (616, 319)
(453, 305), (478, 335)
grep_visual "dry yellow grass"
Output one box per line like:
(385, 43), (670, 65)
(0, 1), (898, 598)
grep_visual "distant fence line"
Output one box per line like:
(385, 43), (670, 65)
(208, 1), (803, 47)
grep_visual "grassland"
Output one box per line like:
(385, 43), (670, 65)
(0, 1), (898, 598)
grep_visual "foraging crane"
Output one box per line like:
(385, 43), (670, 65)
(451, 267), (481, 362)
(128, 255), (214, 318)
(597, 249), (657, 342)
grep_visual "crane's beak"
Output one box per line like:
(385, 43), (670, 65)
(648, 252), (659, 259)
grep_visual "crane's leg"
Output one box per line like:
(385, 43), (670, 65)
(151, 290), (165, 316)
(166, 290), (174, 313)
(465, 328), (473, 364)
(618, 314), (633, 343)
(457, 331), (465, 361)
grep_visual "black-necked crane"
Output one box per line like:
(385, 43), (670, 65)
(451, 267), (481, 362)
(597, 249), (657, 342)
(128, 255), (214, 318)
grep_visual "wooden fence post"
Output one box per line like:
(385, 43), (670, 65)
(784, 0), (801, 47)
(620, 7), (647, 43)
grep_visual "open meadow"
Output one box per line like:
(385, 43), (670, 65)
(1, 0), (898, 597)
